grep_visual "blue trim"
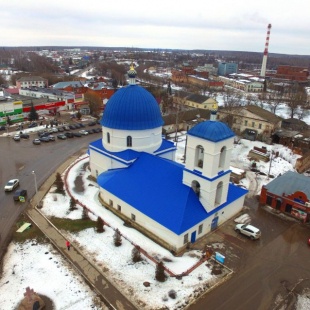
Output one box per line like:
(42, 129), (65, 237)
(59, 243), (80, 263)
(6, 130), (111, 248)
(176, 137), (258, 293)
(184, 168), (231, 181)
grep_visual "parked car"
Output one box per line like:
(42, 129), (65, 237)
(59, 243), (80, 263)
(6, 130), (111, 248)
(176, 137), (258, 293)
(20, 133), (30, 139)
(39, 136), (50, 142)
(48, 135), (56, 141)
(13, 134), (20, 141)
(13, 189), (27, 201)
(0, 125), (6, 131)
(64, 126), (71, 131)
(28, 122), (38, 128)
(79, 130), (89, 135)
(77, 123), (85, 128)
(57, 127), (64, 132)
(33, 138), (41, 145)
(88, 121), (97, 126)
(73, 132), (82, 137)
(65, 132), (74, 138)
(51, 127), (58, 132)
(4, 179), (19, 192)
(57, 134), (67, 140)
(235, 224), (261, 240)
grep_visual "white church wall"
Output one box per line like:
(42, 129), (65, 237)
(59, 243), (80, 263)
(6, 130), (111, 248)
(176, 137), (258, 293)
(89, 149), (128, 177)
(102, 127), (162, 153)
(99, 188), (193, 251)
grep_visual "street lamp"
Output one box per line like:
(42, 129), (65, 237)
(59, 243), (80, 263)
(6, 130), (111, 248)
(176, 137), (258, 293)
(32, 171), (38, 194)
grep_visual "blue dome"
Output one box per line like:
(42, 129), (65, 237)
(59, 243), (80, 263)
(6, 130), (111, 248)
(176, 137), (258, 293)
(101, 85), (163, 130)
(188, 121), (235, 142)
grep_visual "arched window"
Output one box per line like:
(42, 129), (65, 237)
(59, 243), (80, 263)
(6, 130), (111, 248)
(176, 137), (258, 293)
(127, 136), (132, 147)
(215, 181), (223, 205)
(191, 180), (201, 197)
(219, 146), (226, 169)
(107, 132), (110, 143)
(195, 145), (204, 168)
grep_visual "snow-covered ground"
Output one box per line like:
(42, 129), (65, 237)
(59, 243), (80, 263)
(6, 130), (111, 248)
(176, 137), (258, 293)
(1, 134), (309, 309)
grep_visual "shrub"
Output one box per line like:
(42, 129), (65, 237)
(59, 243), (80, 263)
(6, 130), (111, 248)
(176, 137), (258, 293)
(131, 246), (142, 263)
(155, 261), (167, 282)
(168, 289), (177, 299)
(54, 172), (64, 194)
(69, 197), (77, 211)
(96, 217), (105, 233)
(113, 228), (122, 247)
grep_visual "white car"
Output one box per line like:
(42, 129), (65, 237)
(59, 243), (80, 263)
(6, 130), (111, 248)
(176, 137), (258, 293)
(235, 224), (261, 240)
(4, 179), (20, 192)
(79, 130), (89, 135)
(13, 134), (21, 141)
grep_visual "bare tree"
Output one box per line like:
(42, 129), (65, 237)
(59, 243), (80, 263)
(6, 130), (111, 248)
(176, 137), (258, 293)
(286, 85), (307, 119)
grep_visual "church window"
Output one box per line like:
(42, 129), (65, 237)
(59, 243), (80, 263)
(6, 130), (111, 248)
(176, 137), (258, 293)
(245, 120), (248, 126)
(109, 199), (113, 207)
(107, 132), (110, 143)
(131, 214), (136, 221)
(259, 123), (262, 129)
(117, 205), (121, 212)
(191, 180), (200, 197)
(127, 136), (132, 147)
(183, 233), (188, 244)
(215, 182), (223, 205)
(219, 146), (226, 169)
(195, 145), (204, 168)
(198, 224), (203, 234)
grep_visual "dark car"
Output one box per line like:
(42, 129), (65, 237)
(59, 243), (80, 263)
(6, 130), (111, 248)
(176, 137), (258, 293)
(0, 126), (6, 131)
(57, 134), (67, 140)
(39, 136), (50, 142)
(20, 133), (30, 139)
(93, 127), (101, 133)
(38, 131), (49, 137)
(73, 132), (82, 137)
(13, 189), (27, 201)
(28, 122), (38, 128)
(69, 124), (76, 130)
(77, 123), (85, 128)
(86, 129), (94, 134)
(65, 132), (74, 138)
(48, 135), (56, 141)
(88, 121), (97, 126)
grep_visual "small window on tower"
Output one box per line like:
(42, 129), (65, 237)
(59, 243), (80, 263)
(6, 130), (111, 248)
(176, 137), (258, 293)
(127, 136), (132, 147)
(107, 132), (110, 143)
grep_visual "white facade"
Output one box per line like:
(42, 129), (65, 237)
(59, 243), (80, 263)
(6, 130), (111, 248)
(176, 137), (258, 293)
(102, 127), (162, 153)
(183, 134), (234, 212)
(99, 186), (244, 252)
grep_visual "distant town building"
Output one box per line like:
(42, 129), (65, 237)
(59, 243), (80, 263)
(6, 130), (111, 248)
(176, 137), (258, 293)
(270, 65), (309, 82)
(218, 62), (238, 76)
(16, 76), (48, 89)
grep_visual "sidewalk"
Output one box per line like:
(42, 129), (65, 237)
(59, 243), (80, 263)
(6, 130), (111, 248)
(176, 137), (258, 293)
(27, 153), (137, 310)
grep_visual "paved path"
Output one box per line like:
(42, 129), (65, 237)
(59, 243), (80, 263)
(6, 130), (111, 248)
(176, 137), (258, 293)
(26, 154), (137, 310)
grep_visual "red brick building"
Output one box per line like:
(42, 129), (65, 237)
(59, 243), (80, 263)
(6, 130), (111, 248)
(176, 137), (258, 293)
(260, 171), (310, 222)
(273, 65), (309, 81)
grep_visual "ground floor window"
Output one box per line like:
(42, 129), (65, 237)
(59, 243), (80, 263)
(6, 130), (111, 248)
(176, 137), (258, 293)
(183, 233), (188, 244)
(198, 224), (203, 234)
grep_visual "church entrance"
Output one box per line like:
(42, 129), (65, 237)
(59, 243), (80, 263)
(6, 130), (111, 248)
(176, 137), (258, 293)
(211, 216), (219, 231)
(191, 231), (196, 243)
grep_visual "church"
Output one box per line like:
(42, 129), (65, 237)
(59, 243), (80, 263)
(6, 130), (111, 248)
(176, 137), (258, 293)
(88, 65), (247, 254)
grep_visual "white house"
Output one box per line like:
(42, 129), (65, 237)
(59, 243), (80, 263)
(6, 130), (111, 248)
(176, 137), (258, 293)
(88, 65), (247, 253)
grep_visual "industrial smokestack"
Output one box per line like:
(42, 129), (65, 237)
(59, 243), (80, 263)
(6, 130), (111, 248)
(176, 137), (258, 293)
(260, 24), (272, 77)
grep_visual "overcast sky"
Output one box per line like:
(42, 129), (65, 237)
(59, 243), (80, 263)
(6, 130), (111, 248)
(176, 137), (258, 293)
(1, 0), (309, 55)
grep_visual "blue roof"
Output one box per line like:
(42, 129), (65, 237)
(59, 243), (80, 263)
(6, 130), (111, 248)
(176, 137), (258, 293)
(101, 85), (164, 130)
(97, 152), (247, 235)
(89, 138), (175, 162)
(188, 120), (235, 142)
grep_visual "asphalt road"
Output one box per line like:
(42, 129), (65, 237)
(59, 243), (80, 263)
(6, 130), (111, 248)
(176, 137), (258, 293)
(190, 197), (310, 310)
(0, 128), (100, 249)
